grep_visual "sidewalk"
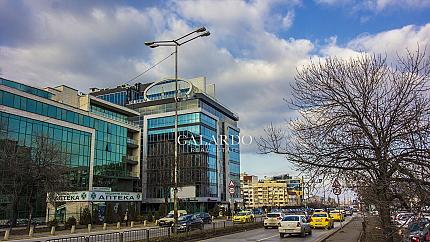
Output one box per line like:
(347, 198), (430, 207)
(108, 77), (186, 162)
(325, 216), (364, 242)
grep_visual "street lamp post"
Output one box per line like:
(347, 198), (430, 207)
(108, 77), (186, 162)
(145, 27), (210, 231)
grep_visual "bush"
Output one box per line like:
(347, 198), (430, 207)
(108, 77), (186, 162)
(154, 210), (163, 221)
(209, 205), (220, 218)
(79, 208), (92, 225)
(47, 219), (58, 228)
(146, 210), (154, 222)
(65, 217), (77, 229)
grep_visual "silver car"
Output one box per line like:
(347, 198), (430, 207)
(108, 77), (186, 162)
(278, 215), (312, 238)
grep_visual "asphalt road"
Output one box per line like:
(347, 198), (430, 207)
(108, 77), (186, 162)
(200, 216), (354, 242)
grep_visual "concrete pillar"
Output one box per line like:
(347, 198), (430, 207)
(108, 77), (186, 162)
(117, 222), (121, 229)
(87, 224), (92, 233)
(4, 229), (10, 240)
(29, 226), (34, 237)
(144, 220), (147, 227)
(50, 226), (55, 235)
(71, 225), (76, 234)
(103, 223), (107, 230)
(130, 221), (134, 228)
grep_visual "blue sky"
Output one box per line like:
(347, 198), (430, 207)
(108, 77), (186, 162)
(1, 0), (430, 179)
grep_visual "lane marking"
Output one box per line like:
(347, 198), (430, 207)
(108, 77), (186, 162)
(257, 234), (278, 241)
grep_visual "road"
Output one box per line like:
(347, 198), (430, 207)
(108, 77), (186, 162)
(201, 216), (354, 242)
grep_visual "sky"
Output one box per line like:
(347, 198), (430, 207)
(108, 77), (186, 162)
(1, 0), (430, 180)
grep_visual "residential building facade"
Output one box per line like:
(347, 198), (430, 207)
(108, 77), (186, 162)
(240, 173), (304, 209)
(90, 76), (241, 212)
(0, 77), (141, 221)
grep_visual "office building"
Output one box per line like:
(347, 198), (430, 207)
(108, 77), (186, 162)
(90, 77), (241, 212)
(0, 77), (141, 221)
(240, 173), (303, 209)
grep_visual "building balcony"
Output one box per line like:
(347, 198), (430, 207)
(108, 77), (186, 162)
(124, 155), (139, 165)
(127, 138), (139, 148)
(96, 170), (140, 180)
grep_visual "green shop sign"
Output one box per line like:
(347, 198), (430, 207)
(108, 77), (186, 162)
(48, 191), (142, 202)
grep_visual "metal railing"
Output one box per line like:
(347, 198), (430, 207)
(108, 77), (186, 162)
(43, 217), (264, 242)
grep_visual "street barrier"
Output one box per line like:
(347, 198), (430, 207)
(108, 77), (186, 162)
(46, 236), (87, 242)
(42, 217), (264, 242)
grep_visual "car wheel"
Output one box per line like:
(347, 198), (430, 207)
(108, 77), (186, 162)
(301, 230), (306, 237)
(280, 233), (284, 238)
(264, 226), (268, 229)
(309, 229), (312, 235)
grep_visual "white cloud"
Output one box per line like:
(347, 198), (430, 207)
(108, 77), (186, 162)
(1, 0), (430, 159)
(347, 23), (430, 56)
(315, 0), (430, 11)
(282, 11), (295, 29)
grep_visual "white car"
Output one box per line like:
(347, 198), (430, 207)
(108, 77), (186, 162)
(278, 215), (312, 238)
(264, 212), (284, 228)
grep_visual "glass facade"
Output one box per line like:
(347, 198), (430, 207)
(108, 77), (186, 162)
(97, 91), (127, 106)
(0, 112), (91, 189)
(146, 112), (218, 198)
(91, 104), (128, 122)
(0, 78), (53, 100)
(145, 79), (191, 101)
(228, 127), (241, 198)
(0, 89), (135, 187)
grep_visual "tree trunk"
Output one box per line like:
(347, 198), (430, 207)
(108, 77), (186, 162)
(10, 197), (19, 229)
(379, 205), (393, 242)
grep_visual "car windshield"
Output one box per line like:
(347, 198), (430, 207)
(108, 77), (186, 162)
(283, 216), (300, 221)
(267, 213), (280, 218)
(166, 214), (174, 218)
(313, 214), (328, 218)
(178, 215), (191, 222)
(237, 212), (247, 216)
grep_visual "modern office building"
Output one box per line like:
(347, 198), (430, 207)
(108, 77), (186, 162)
(240, 173), (303, 209)
(0, 77), (141, 221)
(91, 76), (241, 212)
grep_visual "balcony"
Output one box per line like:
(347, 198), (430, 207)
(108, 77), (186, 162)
(127, 138), (139, 148)
(96, 170), (140, 180)
(124, 155), (139, 165)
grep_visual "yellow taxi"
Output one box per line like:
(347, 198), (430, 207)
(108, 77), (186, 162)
(232, 211), (253, 223)
(310, 212), (334, 229)
(329, 210), (345, 222)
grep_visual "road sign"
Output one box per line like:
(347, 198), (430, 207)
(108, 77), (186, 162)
(332, 179), (341, 188)
(228, 180), (235, 188)
(333, 187), (342, 195)
(228, 187), (235, 195)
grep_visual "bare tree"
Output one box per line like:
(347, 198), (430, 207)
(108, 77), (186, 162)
(258, 48), (430, 242)
(0, 121), (70, 230)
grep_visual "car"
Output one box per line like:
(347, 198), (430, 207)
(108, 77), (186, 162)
(232, 211), (253, 223)
(176, 214), (204, 232)
(310, 212), (334, 229)
(408, 218), (430, 242)
(264, 212), (284, 228)
(195, 212), (212, 224)
(158, 210), (188, 226)
(344, 209), (353, 216)
(278, 215), (312, 238)
(330, 210), (345, 221)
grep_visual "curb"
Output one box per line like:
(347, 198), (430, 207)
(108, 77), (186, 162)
(315, 216), (360, 242)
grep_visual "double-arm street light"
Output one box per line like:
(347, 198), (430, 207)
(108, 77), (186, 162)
(145, 27), (210, 230)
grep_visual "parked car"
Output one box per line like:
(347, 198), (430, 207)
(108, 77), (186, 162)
(278, 215), (312, 238)
(264, 212), (284, 229)
(408, 219), (430, 242)
(233, 211), (253, 223)
(310, 212), (334, 229)
(195, 212), (212, 224)
(176, 214), (204, 232)
(158, 210), (188, 226)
